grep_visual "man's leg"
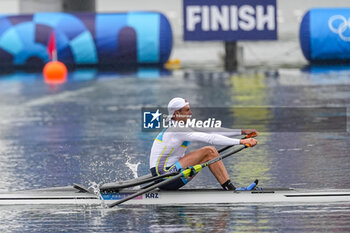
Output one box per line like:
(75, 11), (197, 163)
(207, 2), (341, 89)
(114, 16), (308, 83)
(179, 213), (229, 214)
(178, 146), (231, 186)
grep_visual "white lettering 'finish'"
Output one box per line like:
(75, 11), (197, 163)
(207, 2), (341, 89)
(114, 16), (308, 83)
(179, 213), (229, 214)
(256, 5), (275, 30)
(230, 6), (238, 30)
(239, 5), (255, 31)
(186, 6), (201, 31)
(186, 4), (276, 32)
(202, 6), (210, 31)
(211, 6), (229, 31)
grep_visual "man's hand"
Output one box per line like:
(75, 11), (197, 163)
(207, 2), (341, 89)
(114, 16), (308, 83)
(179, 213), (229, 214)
(241, 129), (259, 137)
(240, 138), (258, 147)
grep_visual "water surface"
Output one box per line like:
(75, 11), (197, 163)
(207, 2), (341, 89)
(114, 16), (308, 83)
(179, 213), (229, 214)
(0, 67), (349, 232)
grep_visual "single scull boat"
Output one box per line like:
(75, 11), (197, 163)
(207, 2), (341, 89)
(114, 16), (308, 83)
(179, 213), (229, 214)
(2, 144), (348, 207)
(0, 186), (349, 206)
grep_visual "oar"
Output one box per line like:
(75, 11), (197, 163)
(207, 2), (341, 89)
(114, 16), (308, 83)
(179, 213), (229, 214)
(217, 132), (256, 153)
(73, 174), (154, 193)
(100, 172), (179, 192)
(101, 132), (257, 192)
(101, 146), (235, 192)
(100, 174), (153, 192)
(108, 143), (251, 208)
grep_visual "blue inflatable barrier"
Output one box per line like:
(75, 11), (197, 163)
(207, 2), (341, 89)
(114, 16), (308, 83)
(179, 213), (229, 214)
(300, 8), (350, 63)
(0, 12), (172, 67)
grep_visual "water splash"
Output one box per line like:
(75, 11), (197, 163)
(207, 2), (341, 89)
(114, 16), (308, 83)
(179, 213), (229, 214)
(116, 144), (141, 179)
(88, 181), (108, 208)
(125, 159), (140, 179)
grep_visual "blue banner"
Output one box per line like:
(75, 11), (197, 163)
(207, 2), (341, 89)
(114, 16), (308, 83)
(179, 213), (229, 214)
(0, 12), (172, 67)
(310, 8), (350, 60)
(183, 0), (277, 41)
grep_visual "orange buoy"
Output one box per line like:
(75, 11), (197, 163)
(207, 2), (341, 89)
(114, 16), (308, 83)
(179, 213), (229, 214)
(165, 58), (181, 70)
(43, 61), (68, 84)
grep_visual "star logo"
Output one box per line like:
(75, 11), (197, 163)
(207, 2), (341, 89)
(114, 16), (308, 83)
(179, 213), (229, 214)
(143, 108), (162, 130)
(150, 109), (162, 122)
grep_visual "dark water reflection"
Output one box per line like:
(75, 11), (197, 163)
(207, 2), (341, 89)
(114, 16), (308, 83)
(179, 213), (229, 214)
(0, 67), (349, 231)
(0, 204), (350, 233)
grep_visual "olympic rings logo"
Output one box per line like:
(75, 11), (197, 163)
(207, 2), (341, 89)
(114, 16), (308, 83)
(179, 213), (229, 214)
(328, 15), (350, 41)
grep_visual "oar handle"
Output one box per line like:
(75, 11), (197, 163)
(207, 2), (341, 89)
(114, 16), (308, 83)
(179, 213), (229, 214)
(217, 132), (256, 153)
(244, 132), (257, 138)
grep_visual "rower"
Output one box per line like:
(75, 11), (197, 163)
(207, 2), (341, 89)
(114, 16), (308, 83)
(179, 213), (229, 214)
(149, 97), (258, 191)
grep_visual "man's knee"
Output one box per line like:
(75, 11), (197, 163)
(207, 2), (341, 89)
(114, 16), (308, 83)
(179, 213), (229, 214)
(202, 146), (219, 159)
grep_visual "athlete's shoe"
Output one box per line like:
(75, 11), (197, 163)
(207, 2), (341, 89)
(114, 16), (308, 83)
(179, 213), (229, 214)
(235, 179), (260, 191)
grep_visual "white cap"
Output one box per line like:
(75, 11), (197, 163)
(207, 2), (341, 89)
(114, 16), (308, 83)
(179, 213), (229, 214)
(167, 97), (189, 121)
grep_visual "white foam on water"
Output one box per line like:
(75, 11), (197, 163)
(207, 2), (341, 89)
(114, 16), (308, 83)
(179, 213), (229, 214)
(125, 159), (140, 179)
(24, 86), (95, 107)
(88, 181), (107, 208)
(121, 146), (141, 179)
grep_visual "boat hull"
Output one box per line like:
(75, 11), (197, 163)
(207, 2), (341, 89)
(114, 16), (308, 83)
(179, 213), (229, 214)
(1, 187), (350, 206)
